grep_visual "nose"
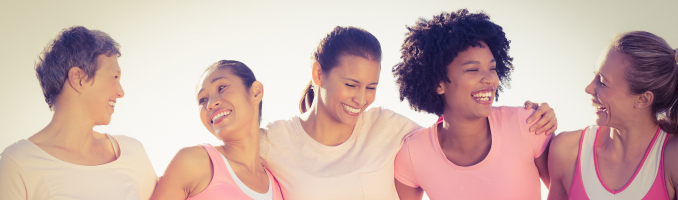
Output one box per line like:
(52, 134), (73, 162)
(352, 88), (367, 107)
(585, 78), (596, 95)
(481, 69), (498, 85)
(206, 96), (221, 111)
(117, 81), (125, 98)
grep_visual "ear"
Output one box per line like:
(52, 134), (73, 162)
(311, 61), (323, 87)
(67, 67), (87, 93)
(250, 81), (264, 104)
(436, 81), (445, 95)
(635, 91), (654, 109)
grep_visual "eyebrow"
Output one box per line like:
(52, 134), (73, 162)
(462, 59), (496, 65)
(197, 76), (229, 94)
(342, 78), (378, 85)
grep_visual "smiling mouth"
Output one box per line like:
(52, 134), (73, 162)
(211, 110), (232, 124)
(593, 101), (607, 112)
(341, 103), (360, 116)
(471, 90), (492, 102)
(108, 101), (115, 108)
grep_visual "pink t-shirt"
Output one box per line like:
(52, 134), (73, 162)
(394, 106), (551, 200)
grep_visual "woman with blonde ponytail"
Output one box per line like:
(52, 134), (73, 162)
(548, 31), (678, 199)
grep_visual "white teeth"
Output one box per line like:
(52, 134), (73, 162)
(472, 91), (492, 101)
(108, 101), (115, 108)
(211, 110), (232, 123)
(342, 103), (360, 114)
(592, 102), (606, 112)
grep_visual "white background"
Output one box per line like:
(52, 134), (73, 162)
(1, 0), (677, 199)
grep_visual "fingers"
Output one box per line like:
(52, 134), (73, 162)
(529, 103), (557, 135)
(527, 102), (551, 123)
(524, 100), (538, 110)
(544, 120), (558, 135)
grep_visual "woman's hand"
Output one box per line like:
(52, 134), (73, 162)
(524, 101), (557, 135)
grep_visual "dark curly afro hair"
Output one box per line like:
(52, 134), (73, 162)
(392, 9), (513, 116)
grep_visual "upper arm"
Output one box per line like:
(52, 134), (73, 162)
(517, 108), (552, 158)
(546, 130), (582, 200)
(663, 135), (678, 200)
(395, 178), (423, 200)
(150, 146), (211, 200)
(0, 155), (27, 200)
(535, 136), (552, 188)
(394, 137), (420, 188)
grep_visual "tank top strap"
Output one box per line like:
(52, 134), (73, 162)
(198, 144), (230, 185)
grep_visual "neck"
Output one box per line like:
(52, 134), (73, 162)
(221, 122), (263, 172)
(438, 110), (491, 152)
(299, 98), (354, 146)
(603, 114), (659, 152)
(30, 100), (97, 149)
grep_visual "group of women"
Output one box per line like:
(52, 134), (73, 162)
(0, 8), (677, 200)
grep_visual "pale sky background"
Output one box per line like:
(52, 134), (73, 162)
(1, 0), (676, 199)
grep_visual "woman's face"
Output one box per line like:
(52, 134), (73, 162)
(439, 41), (498, 119)
(317, 55), (380, 127)
(585, 48), (638, 127)
(82, 55), (125, 125)
(197, 68), (257, 140)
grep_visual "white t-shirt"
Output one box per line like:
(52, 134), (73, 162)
(260, 107), (422, 200)
(0, 135), (158, 200)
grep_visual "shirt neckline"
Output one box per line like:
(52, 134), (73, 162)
(431, 114), (497, 170)
(291, 114), (362, 151)
(21, 134), (123, 168)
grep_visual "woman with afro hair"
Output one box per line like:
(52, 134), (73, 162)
(260, 25), (555, 199)
(393, 9), (553, 199)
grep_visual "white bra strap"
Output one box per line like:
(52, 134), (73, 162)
(104, 134), (120, 158)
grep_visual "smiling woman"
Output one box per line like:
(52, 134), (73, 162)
(548, 31), (678, 200)
(150, 60), (284, 200)
(391, 9), (552, 200)
(0, 26), (157, 200)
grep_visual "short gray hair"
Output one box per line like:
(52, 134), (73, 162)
(35, 26), (121, 110)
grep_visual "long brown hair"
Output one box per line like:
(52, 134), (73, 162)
(299, 26), (382, 113)
(614, 31), (678, 133)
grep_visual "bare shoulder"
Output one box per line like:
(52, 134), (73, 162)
(549, 129), (584, 172)
(664, 134), (678, 168)
(551, 129), (584, 153)
(170, 146), (211, 173)
(163, 146), (212, 184)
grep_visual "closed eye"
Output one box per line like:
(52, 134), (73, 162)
(345, 83), (356, 87)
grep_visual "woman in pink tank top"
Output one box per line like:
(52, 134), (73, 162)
(548, 32), (678, 199)
(150, 60), (283, 200)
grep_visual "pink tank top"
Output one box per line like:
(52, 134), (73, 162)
(187, 144), (283, 200)
(569, 126), (669, 199)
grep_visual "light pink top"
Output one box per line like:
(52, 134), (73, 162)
(187, 144), (283, 200)
(569, 126), (669, 200)
(394, 107), (551, 200)
(260, 107), (423, 200)
(0, 135), (157, 200)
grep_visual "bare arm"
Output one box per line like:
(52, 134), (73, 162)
(663, 135), (678, 200)
(151, 146), (212, 200)
(395, 178), (423, 200)
(546, 130), (582, 200)
(524, 101), (558, 135)
(535, 137), (552, 189)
